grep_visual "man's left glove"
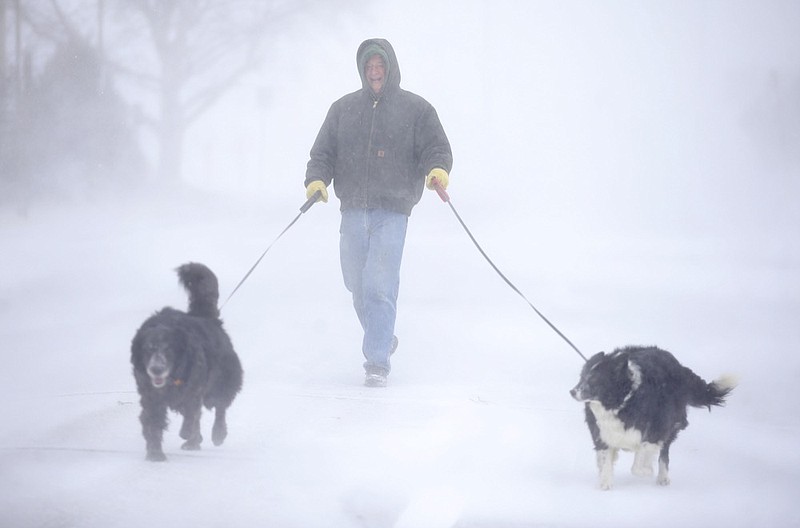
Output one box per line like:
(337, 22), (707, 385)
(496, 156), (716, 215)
(425, 168), (449, 190)
(305, 180), (329, 203)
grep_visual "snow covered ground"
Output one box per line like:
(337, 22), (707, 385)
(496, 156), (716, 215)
(0, 186), (797, 528)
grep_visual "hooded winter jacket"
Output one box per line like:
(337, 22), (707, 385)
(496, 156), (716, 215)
(305, 38), (453, 216)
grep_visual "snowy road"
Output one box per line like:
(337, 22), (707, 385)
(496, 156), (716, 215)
(1, 194), (798, 527)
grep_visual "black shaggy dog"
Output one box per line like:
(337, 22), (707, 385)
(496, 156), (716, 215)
(570, 345), (735, 490)
(131, 263), (243, 461)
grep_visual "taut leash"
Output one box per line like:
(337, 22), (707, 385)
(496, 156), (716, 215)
(432, 181), (587, 362)
(221, 191), (321, 311)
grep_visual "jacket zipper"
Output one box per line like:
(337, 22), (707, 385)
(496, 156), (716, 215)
(364, 96), (380, 207)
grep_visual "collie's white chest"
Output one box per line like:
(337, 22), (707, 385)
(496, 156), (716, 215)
(589, 402), (643, 451)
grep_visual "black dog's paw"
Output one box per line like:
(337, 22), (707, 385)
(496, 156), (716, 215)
(181, 440), (202, 451)
(212, 422), (228, 446)
(146, 451), (167, 462)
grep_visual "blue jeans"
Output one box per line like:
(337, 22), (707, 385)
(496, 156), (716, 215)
(339, 209), (408, 376)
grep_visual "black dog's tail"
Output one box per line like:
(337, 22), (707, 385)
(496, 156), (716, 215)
(176, 262), (220, 319)
(689, 373), (738, 410)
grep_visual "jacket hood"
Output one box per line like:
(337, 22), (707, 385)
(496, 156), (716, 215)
(356, 38), (401, 93)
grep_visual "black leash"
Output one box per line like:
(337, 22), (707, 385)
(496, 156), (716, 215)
(432, 182), (588, 362)
(220, 191), (321, 311)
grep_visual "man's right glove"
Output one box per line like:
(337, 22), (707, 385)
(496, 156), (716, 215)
(425, 168), (449, 190)
(305, 180), (328, 203)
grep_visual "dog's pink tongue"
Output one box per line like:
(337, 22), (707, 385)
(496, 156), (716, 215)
(153, 377), (166, 388)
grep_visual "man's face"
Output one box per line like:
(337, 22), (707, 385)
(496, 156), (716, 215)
(365, 54), (386, 94)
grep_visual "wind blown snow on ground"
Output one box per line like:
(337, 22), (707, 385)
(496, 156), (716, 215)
(0, 186), (797, 528)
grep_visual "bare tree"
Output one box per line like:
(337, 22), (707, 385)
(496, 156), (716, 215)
(108, 0), (318, 184)
(2, 1), (144, 208)
(4, 0), (355, 192)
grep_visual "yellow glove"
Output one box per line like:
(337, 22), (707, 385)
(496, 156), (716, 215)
(305, 180), (328, 203)
(425, 168), (449, 190)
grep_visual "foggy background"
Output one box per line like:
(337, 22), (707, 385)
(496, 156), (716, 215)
(3, 0), (798, 226)
(1, 1), (799, 527)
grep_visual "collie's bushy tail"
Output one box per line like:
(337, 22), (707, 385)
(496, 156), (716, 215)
(176, 262), (220, 319)
(690, 373), (737, 410)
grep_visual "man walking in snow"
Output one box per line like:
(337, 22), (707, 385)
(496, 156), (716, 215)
(304, 38), (453, 387)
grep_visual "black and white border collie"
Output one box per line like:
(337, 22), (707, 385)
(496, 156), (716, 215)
(570, 345), (736, 490)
